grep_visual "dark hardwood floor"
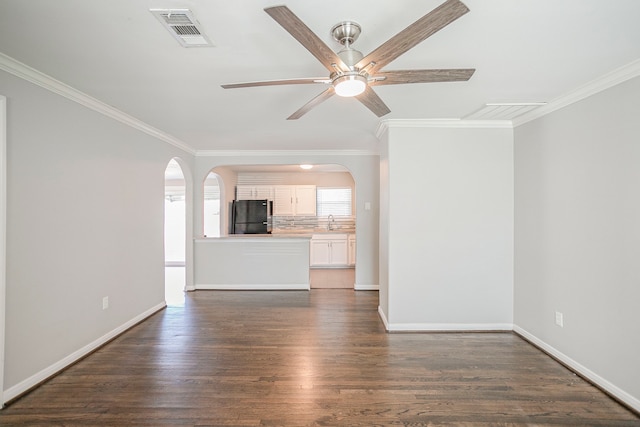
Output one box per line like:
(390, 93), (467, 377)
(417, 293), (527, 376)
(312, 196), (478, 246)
(2, 290), (638, 426)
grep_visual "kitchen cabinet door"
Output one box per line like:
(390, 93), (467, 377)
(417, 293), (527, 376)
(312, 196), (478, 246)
(254, 185), (274, 201)
(274, 185), (316, 216)
(310, 240), (331, 266)
(236, 185), (274, 201)
(294, 185), (316, 216)
(236, 185), (255, 200)
(329, 238), (348, 266)
(274, 186), (295, 215)
(348, 234), (356, 266)
(310, 234), (349, 267)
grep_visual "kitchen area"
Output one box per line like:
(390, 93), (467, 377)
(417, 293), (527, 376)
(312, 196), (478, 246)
(194, 164), (356, 290)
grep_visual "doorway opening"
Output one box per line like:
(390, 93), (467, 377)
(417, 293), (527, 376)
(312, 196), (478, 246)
(164, 159), (186, 306)
(204, 163), (356, 289)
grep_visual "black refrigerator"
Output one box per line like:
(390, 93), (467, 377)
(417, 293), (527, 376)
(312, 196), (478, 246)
(231, 199), (272, 234)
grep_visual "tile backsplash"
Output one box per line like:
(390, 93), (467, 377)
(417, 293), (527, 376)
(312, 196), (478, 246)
(273, 215), (355, 233)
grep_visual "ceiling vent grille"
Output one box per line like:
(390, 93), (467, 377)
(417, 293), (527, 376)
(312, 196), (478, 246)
(150, 9), (213, 47)
(464, 103), (547, 120)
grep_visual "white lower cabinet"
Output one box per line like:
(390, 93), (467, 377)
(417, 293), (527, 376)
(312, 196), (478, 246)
(348, 234), (356, 266)
(310, 234), (349, 267)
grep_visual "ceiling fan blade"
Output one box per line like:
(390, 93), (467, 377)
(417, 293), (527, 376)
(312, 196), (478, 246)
(221, 78), (329, 89)
(370, 68), (475, 86)
(356, 0), (469, 71)
(264, 6), (347, 72)
(356, 87), (391, 117)
(287, 87), (335, 120)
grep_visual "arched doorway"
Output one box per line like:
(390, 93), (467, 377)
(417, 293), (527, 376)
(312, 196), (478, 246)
(164, 159), (186, 306)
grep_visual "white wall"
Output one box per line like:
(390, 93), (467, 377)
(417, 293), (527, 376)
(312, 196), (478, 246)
(378, 130), (390, 320)
(0, 95), (7, 405)
(195, 154), (379, 290)
(0, 70), (193, 401)
(514, 75), (640, 410)
(207, 166), (237, 236)
(381, 125), (514, 330)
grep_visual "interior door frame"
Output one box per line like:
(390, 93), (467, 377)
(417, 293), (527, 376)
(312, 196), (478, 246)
(1, 95), (7, 407)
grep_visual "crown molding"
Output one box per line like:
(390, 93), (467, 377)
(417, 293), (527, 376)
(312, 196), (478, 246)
(195, 149), (378, 157)
(0, 52), (196, 155)
(513, 59), (640, 127)
(375, 119), (513, 139)
(374, 59), (640, 135)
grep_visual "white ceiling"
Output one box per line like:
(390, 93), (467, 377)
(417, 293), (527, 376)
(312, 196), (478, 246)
(1, 0), (639, 152)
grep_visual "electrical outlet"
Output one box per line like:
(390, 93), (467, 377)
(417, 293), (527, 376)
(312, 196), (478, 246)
(102, 296), (109, 310)
(555, 311), (563, 327)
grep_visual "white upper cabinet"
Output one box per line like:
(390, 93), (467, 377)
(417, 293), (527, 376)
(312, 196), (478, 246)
(236, 185), (274, 201)
(273, 185), (316, 216)
(293, 185), (316, 216)
(274, 186), (295, 215)
(254, 185), (274, 201)
(235, 185), (254, 200)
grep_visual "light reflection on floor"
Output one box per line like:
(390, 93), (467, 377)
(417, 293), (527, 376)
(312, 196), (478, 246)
(165, 266), (185, 307)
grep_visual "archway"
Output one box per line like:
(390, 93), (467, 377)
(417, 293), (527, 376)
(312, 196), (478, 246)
(164, 159), (186, 306)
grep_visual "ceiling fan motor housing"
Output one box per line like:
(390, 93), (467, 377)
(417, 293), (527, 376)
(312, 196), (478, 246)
(332, 21), (364, 70)
(337, 47), (364, 69)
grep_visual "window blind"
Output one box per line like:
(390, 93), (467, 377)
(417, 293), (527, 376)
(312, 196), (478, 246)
(316, 187), (352, 216)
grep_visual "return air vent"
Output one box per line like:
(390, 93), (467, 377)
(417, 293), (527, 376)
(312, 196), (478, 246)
(150, 9), (213, 47)
(464, 103), (547, 120)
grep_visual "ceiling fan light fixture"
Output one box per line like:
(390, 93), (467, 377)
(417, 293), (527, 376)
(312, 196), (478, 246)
(333, 74), (367, 97)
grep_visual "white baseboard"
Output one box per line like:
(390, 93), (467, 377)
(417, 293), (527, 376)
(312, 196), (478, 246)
(378, 306), (389, 330)
(195, 283), (310, 291)
(354, 283), (379, 291)
(386, 322), (513, 332)
(377, 306), (512, 332)
(185, 284), (196, 292)
(3, 302), (166, 404)
(514, 325), (640, 413)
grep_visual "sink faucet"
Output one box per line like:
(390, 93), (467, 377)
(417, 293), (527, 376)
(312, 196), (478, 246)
(327, 214), (335, 231)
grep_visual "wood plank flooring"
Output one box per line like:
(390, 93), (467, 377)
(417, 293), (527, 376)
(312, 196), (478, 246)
(2, 290), (639, 426)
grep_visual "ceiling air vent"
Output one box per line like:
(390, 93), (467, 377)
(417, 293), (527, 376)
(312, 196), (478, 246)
(464, 103), (547, 120)
(150, 9), (213, 47)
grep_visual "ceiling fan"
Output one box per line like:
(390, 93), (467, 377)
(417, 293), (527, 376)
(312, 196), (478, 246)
(221, 0), (475, 120)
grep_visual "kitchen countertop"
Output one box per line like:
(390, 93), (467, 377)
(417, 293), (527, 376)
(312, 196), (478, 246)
(196, 230), (355, 241)
(272, 229), (355, 236)
(196, 234), (312, 241)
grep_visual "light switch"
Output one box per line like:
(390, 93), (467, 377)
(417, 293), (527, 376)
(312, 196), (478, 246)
(364, 202), (371, 211)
